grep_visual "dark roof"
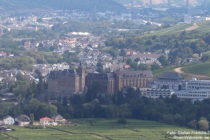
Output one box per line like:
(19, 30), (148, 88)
(116, 70), (153, 78)
(87, 73), (114, 80)
(52, 114), (65, 121)
(3, 116), (13, 120)
(48, 69), (78, 79)
(16, 115), (31, 122)
(158, 72), (183, 80)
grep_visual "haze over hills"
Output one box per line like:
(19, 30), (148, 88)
(0, 0), (208, 14)
(115, 0), (203, 6)
(0, 0), (125, 12)
(141, 0), (199, 5)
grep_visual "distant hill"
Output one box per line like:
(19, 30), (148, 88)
(140, 0), (199, 5)
(0, 0), (125, 13)
(115, 0), (201, 6)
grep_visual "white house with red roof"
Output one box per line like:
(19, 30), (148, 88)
(0, 52), (7, 57)
(40, 117), (57, 127)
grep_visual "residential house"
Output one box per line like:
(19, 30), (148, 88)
(52, 115), (68, 125)
(40, 117), (57, 126)
(0, 120), (3, 126)
(3, 116), (15, 125)
(15, 115), (31, 126)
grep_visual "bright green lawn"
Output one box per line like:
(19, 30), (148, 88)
(0, 119), (193, 140)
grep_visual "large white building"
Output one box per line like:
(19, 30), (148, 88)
(182, 78), (210, 91)
(176, 90), (210, 101)
(152, 72), (183, 90)
(176, 78), (210, 101)
(144, 88), (175, 99)
(148, 73), (210, 101)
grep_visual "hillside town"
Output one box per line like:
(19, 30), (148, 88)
(1, 0), (210, 139)
(1, 60), (210, 104)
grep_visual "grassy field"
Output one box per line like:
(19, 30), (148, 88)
(182, 62), (210, 77)
(0, 119), (193, 140)
(196, 21), (210, 33)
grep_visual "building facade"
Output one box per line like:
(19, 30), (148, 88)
(115, 70), (153, 92)
(40, 117), (57, 126)
(15, 115), (31, 127)
(47, 64), (85, 98)
(152, 72), (183, 90)
(86, 73), (115, 94)
(86, 70), (153, 94)
(182, 78), (210, 91)
(47, 65), (153, 97)
(176, 78), (210, 101)
(3, 116), (15, 125)
(148, 75), (210, 101)
(144, 89), (175, 99)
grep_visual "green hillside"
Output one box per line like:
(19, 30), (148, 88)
(146, 23), (192, 37)
(0, 119), (193, 140)
(196, 21), (210, 33)
(145, 21), (210, 38)
(183, 62), (210, 77)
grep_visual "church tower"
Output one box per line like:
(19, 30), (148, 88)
(77, 63), (86, 93)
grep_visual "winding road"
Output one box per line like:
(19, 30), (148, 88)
(174, 67), (210, 80)
(184, 23), (199, 32)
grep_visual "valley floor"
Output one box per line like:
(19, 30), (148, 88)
(0, 119), (193, 140)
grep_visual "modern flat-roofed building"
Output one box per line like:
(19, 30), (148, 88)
(152, 72), (183, 90)
(150, 77), (210, 101)
(176, 78), (210, 101)
(144, 88), (175, 99)
(176, 90), (210, 101)
(182, 78), (210, 91)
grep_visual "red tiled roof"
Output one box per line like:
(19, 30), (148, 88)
(40, 117), (53, 121)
